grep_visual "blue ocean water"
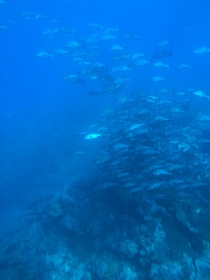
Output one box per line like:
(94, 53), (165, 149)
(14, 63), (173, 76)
(0, 0), (210, 279)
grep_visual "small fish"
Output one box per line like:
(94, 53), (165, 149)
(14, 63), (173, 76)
(193, 90), (210, 101)
(178, 143), (190, 152)
(137, 59), (150, 66)
(154, 62), (169, 69)
(6, 20), (18, 25)
(154, 115), (169, 121)
(110, 45), (124, 51)
(149, 95), (158, 100)
(73, 151), (87, 155)
(20, 213), (38, 221)
(197, 115), (210, 121)
(157, 88), (174, 94)
(88, 22), (103, 29)
(89, 123), (100, 129)
(115, 77), (130, 84)
(158, 40), (171, 46)
(198, 139), (210, 143)
(67, 41), (82, 48)
(49, 19), (60, 24)
(130, 53), (145, 59)
(128, 123), (144, 131)
(62, 74), (78, 80)
(34, 13), (48, 20)
(36, 51), (54, 58)
(0, 25), (7, 30)
(153, 51), (172, 59)
(27, 195), (52, 210)
(178, 64), (193, 69)
(101, 34), (116, 40)
(75, 131), (88, 135)
(104, 27), (119, 33)
(88, 44), (99, 49)
(85, 133), (101, 139)
(111, 66), (132, 73)
(112, 53), (130, 61)
(194, 46), (210, 54)
(42, 28), (59, 35)
(170, 107), (184, 113)
(124, 34), (141, 40)
(151, 76), (167, 82)
(153, 169), (172, 175)
(52, 49), (69, 55)
(114, 143), (129, 150)
(6, 111), (14, 117)
(149, 181), (166, 189)
(175, 91), (186, 96)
